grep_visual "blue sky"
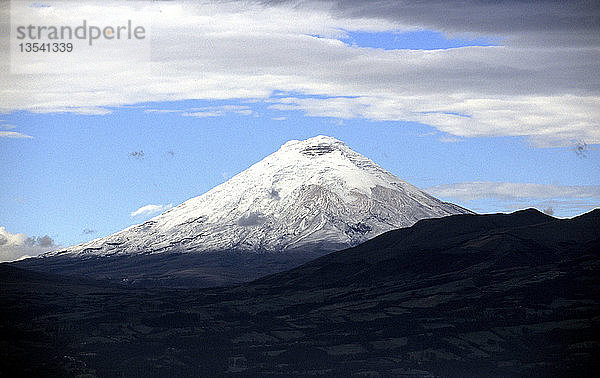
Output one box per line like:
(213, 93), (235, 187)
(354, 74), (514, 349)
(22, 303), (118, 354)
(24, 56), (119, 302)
(1, 0), (599, 260)
(2, 99), (598, 248)
(342, 30), (500, 50)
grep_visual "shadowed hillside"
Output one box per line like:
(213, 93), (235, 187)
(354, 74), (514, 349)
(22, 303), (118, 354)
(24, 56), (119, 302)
(1, 209), (599, 376)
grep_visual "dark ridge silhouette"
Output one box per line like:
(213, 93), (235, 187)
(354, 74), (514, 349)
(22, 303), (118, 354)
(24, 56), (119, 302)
(252, 208), (583, 289)
(1, 209), (599, 376)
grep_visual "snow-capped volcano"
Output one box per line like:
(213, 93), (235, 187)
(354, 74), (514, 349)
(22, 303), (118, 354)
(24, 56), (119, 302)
(46, 136), (472, 257)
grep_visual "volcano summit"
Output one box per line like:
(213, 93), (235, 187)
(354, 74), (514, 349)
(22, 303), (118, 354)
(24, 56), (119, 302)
(46, 135), (471, 258)
(18, 136), (471, 286)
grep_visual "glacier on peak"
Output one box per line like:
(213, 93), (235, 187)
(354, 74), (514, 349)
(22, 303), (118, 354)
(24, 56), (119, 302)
(44, 135), (472, 258)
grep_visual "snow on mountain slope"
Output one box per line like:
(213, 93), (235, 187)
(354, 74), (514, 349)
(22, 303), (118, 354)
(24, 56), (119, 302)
(45, 136), (472, 257)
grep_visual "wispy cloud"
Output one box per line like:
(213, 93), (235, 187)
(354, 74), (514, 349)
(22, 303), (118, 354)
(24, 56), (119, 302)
(267, 95), (600, 147)
(0, 1), (596, 145)
(28, 106), (113, 115)
(426, 182), (600, 216)
(130, 203), (173, 218)
(144, 109), (182, 114)
(0, 131), (33, 139)
(182, 105), (256, 118)
(182, 111), (223, 118)
(0, 226), (59, 262)
(426, 182), (600, 201)
(542, 207), (554, 216)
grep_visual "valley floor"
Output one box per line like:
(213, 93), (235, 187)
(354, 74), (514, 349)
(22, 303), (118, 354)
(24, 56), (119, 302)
(2, 210), (599, 376)
(1, 262), (598, 376)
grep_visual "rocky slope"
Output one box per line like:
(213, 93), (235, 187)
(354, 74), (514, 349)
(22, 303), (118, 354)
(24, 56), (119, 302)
(45, 135), (471, 258)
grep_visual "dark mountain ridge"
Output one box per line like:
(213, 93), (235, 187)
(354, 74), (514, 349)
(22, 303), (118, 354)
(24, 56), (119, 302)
(2, 209), (599, 376)
(252, 208), (598, 289)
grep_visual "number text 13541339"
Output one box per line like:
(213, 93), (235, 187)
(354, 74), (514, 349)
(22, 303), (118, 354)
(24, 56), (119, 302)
(18, 43), (74, 53)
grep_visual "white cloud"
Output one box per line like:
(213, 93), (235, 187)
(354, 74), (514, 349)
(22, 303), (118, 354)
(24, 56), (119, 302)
(425, 182), (600, 217)
(0, 123), (16, 129)
(144, 109), (182, 114)
(27, 107), (113, 115)
(0, 131), (33, 139)
(182, 111), (223, 118)
(130, 203), (173, 217)
(426, 182), (600, 201)
(0, 1), (598, 145)
(268, 94), (600, 147)
(182, 105), (256, 118)
(0, 226), (59, 262)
